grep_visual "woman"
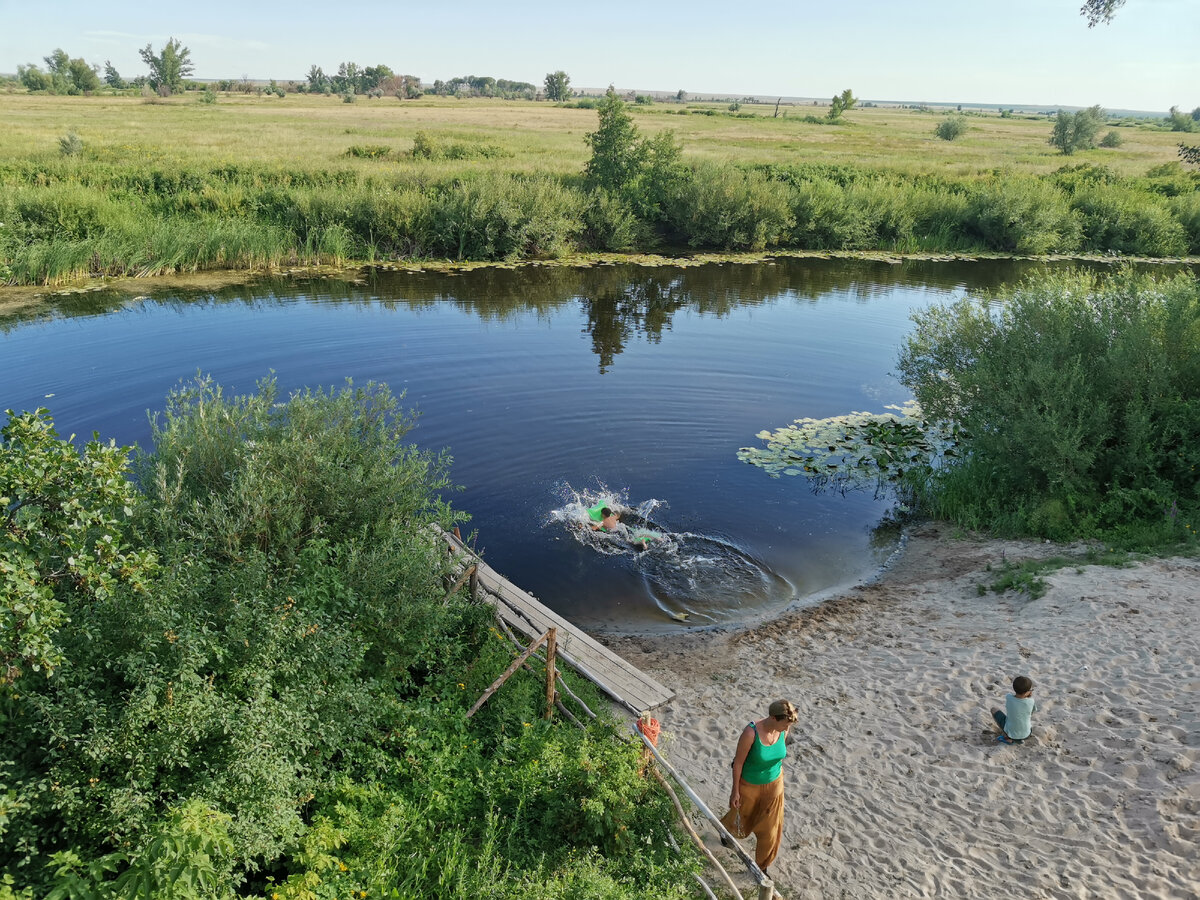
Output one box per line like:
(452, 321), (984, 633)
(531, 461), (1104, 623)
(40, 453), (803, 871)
(720, 698), (797, 874)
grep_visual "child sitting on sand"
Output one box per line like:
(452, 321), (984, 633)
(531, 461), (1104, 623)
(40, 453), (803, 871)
(992, 675), (1036, 744)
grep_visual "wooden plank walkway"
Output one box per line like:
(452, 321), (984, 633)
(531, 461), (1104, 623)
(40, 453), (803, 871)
(439, 529), (675, 713)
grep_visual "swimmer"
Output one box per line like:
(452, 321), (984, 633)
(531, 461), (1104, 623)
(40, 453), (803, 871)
(589, 507), (622, 533)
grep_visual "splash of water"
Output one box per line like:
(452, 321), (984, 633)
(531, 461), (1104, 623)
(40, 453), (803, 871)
(547, 481), (794, 625)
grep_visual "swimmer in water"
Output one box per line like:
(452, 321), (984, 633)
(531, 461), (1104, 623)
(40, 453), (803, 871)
(589, 507), (622, 533)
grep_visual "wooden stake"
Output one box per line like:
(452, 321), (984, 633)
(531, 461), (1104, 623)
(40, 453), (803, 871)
(544, 628), (557, 720)
(465, 629), (550, 719)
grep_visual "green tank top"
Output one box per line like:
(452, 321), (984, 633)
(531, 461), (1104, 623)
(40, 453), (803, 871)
(740, 722), (786, 785)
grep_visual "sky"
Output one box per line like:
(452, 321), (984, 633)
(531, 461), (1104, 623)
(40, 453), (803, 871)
(2, 1), (1196, 113)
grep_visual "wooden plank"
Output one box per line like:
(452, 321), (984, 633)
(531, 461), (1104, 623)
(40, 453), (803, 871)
(437, 528), (674, 711)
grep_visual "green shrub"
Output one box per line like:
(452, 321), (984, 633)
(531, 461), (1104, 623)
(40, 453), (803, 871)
(963, 177), (1080, 253)
(898, 269), (1200, 542)
(934, 115), (968, 141)
(421, 173), (583, 259)
(57, 131), (83, 156)
(789, 178), (878, 249)
(1, 379), (702, 899)
(1071, 184), (1187, 256)
(1168, 191), (1200, 252)
(345, 144), (392, 159)
(664, 162), (793, 250)
(581, 188), (641, 251)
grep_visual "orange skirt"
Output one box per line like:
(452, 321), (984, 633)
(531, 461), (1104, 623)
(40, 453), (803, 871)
(720, 775), (784, 868)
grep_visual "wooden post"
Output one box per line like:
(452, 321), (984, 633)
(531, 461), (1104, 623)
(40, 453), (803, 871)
(757, 879), (775, 900)
(469, 565), (478, 601)
(544, 628), (557, 720)
(466, 629), (551, 719)
(442, 564), (477, 604)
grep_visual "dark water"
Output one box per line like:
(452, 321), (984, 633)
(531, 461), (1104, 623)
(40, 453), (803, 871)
(0, 256), (1106, 633)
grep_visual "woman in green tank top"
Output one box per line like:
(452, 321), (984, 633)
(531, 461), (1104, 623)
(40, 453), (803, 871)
(719, 699), (798, 875)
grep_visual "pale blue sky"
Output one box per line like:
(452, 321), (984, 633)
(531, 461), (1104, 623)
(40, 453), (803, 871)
(3, 1), (1196, 112)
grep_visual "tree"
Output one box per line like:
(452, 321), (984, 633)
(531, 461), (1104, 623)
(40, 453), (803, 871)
(67, 57), (100, 93)
(139, 37), (193, 95)
(1180, 143), (1200, 167)
(103, 60), (125, 89)
(43, 48), (70, 92)
(17, 64), (50, 92)
(1081, 0), (1125, 26)
(1049, 105), (1105, 154)
(584, 87), (647, 194)
(1166, 106), (1197, 132)
(544, 70), (573, 102)
(827, 88), (857, 122)
(676, 89), (688, 102)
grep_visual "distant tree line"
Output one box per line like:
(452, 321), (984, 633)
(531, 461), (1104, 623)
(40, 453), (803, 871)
(302, 62), (422, 98)
(430, 75), (538, 99)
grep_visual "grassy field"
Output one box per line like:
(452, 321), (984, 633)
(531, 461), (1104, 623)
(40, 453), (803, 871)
(0, 90), (1186, 177)
(0, 89), (1196, 285)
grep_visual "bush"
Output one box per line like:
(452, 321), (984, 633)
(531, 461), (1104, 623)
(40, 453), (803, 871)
(1099, 130), (1122, 148)
(1071, 184), (1188, 256)
(898, 269), (1200, 542)
(963, 177), (1080, 253)
(1168, 191), (1200, 252)
(934, 115), (968, 141)
(421, 173), (583, 260)
(345, 144), (392, 159)
(57, 131), (83, 156)
(664, 162), (793, 250)
(2, 379), (703, 899)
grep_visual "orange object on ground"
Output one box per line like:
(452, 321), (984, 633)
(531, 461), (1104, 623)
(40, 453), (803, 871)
(637, 716), (661, 746)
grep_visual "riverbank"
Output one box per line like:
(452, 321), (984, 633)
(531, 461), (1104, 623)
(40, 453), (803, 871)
(610, 524), (1200, 899)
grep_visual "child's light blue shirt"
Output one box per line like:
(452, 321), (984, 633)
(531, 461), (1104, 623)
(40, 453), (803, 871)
(1004, 694), (1037, 740)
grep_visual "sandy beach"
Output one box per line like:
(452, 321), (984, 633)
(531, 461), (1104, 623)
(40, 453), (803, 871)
(611, 525), (1200, 900)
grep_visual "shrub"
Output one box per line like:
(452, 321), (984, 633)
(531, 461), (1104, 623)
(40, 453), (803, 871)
(963, 177), (1079, 253)
(934, 115), (968, 141)
(1099, 130), (1122, 147)
(664, 162), (793, 250)
(789, 178), (879, 249)
(1168, 191), (1200, 252)
(1070, 184), (1188, 256)
(421, 173), (583, 259)
(898, 270), (1200, 541)
(2, 380), (703, 899)
(345, 144), (392, 159)
(57, 131), (83, 156)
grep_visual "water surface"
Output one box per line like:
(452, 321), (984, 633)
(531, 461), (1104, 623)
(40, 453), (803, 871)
(0, 257), (1088, 632)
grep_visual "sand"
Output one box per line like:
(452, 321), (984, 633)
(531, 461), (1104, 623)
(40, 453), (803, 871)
(611, 525), (1200, 900)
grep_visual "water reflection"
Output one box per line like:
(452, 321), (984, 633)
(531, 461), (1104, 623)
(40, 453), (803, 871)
(5, 256), (1188, 632)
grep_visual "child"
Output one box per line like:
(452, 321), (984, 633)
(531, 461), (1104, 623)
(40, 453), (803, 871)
(992, 675), (1036, 744)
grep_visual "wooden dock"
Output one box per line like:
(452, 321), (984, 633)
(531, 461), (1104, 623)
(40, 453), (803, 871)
(439, 529), (675, 713)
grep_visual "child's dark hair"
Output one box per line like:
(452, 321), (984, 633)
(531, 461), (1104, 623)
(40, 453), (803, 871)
(1013, 675), (1033, 694)
(601, 508), (613, 518)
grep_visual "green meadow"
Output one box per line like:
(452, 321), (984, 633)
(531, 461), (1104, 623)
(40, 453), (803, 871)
(1, 90), (1197, 285)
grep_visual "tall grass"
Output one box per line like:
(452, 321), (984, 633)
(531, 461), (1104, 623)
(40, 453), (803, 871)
(0, 116), (1197, 284)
